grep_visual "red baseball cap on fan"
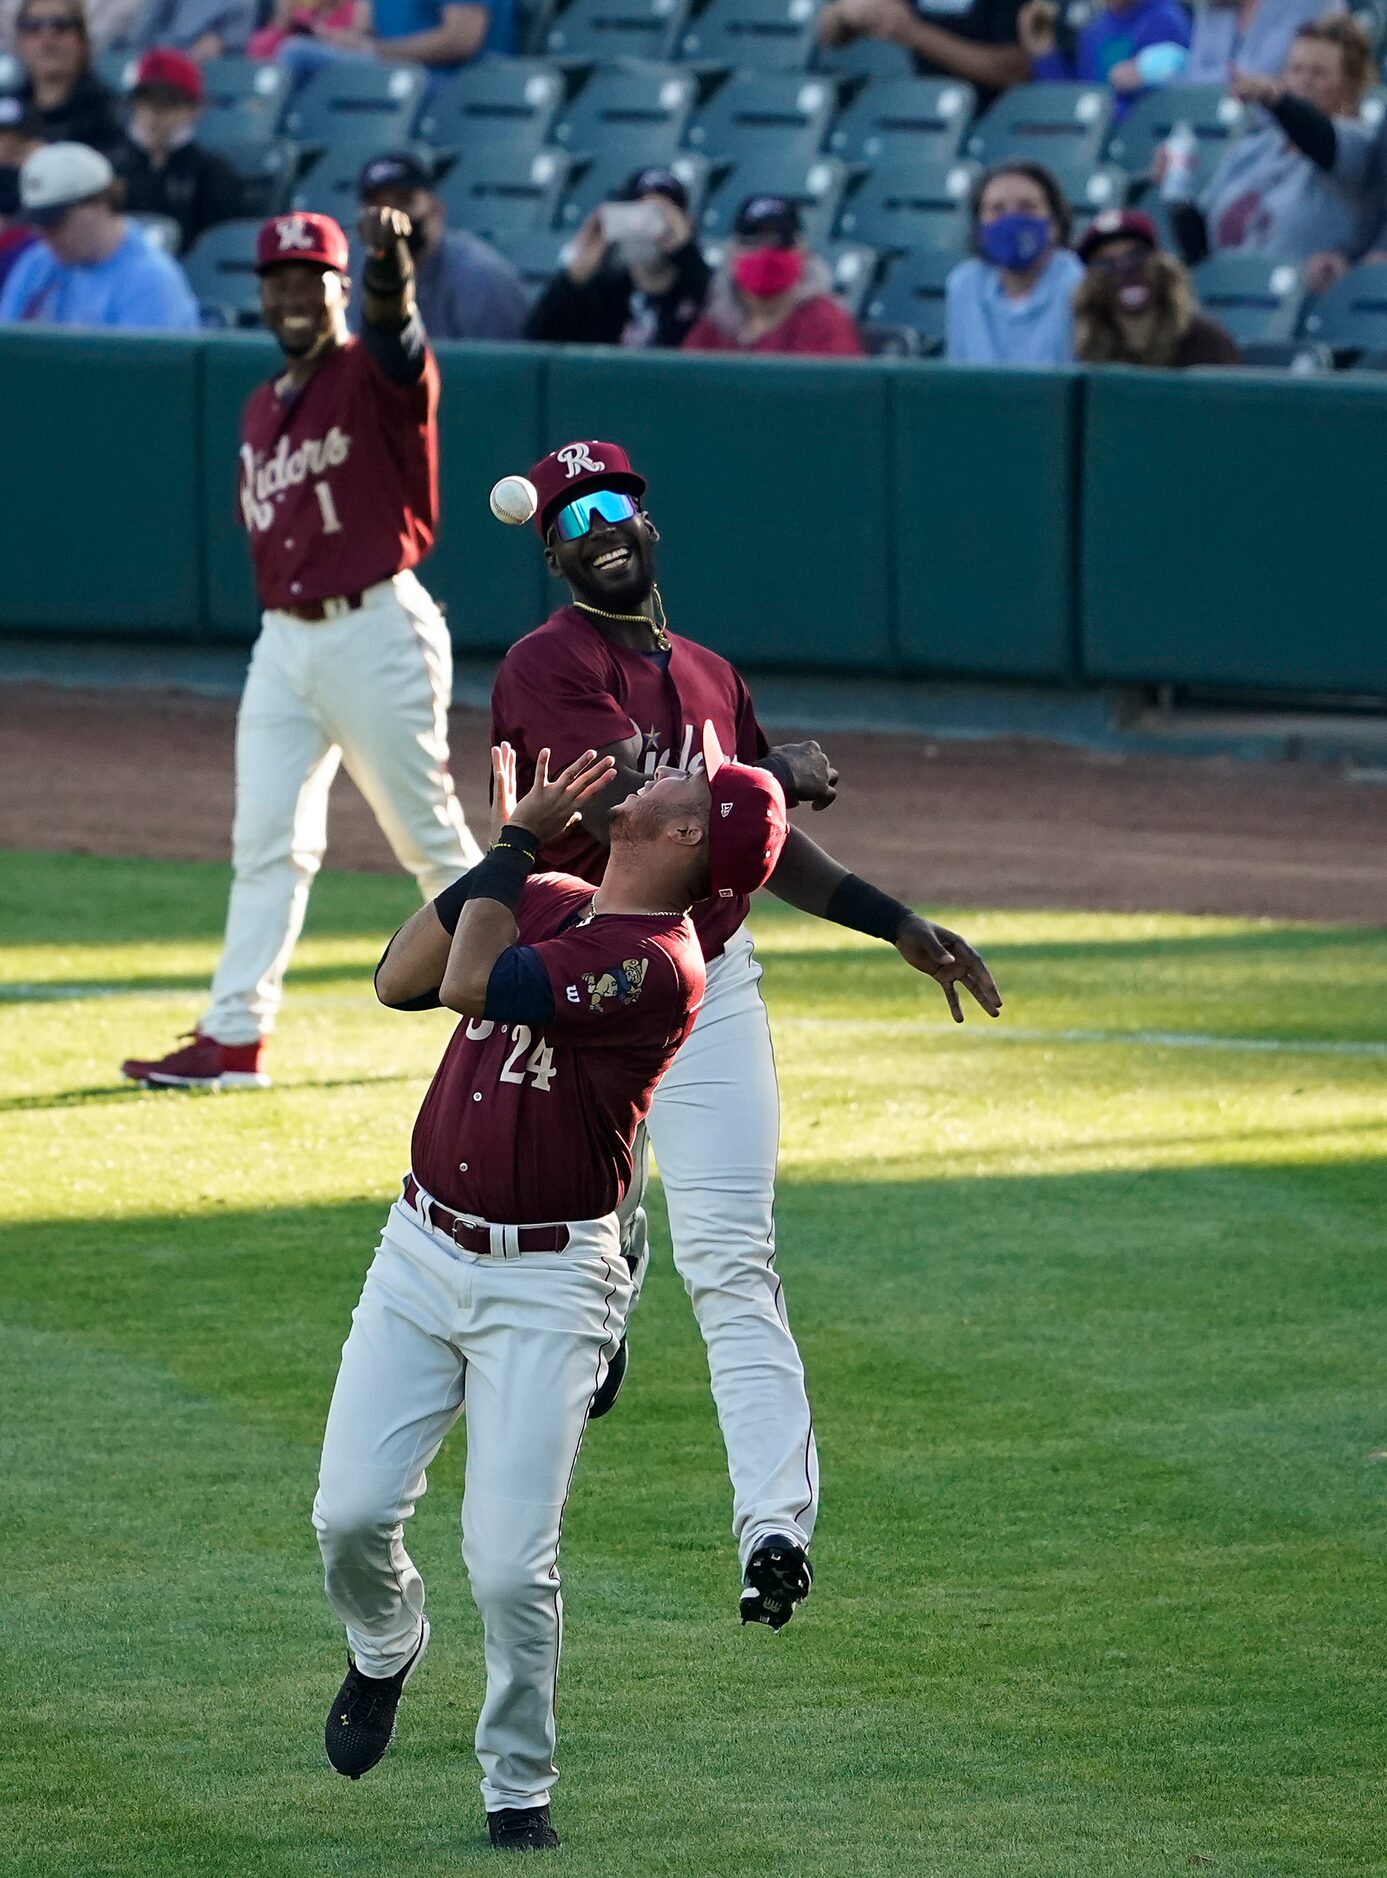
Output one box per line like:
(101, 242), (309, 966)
(701, 721), (787, 899)
(131, 47), (204, 102)
(528, 439), (647, 539)
(255, 211), (350, 274)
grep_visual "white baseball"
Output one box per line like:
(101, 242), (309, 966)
(489, 475), (539, 526)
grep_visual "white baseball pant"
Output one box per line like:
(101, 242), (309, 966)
(639, 924), (819, 1566)
(202, 571), (482, 1046)
(312, 1195), (632, 1814)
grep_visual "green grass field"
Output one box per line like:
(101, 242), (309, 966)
(4, 848), (1387, 1878)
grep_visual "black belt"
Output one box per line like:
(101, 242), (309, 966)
(278, 590), (365, 622)
(402, 1175), (570, 1255)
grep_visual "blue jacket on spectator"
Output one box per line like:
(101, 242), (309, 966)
(1184, 0), (1323, 84)
(945, 246), (1084, 364)
(0, 222), (200, 328)
(1030, 0), (1191, 119)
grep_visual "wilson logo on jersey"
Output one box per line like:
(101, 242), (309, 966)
(239, 430), (352, 532)
(581, 959), (648, 1011)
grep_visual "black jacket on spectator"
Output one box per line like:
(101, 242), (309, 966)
(18, 71), (125, 154)
(525, 240), (710, 348)
(113, 136), (243, 250)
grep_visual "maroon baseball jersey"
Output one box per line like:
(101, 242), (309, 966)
(410, 873), (705, 1225)
(491, 608), (770, 959)
(238, 337), (440, 610)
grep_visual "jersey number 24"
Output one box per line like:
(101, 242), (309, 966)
(465, 1017), (556, 1091)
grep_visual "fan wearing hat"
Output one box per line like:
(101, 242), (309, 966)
(110, 48), (240, 251)
(0, 138), (199, 325)
(1073, 208), (1241, 367)
(682, 192), (863, 355)
(356, 149), (527, 342)
(0, 98), (44, 293)
(119, 202), (483, 1092)
(490, 438), (1001, 1638)
(525, 164), (711, 349)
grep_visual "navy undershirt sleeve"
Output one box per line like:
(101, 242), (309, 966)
(482, 945), (558, 1026)
(360, 308), (428, 385)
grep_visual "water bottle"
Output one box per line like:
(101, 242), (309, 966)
(1159, 121), (1198, 202)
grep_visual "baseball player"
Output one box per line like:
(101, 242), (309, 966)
(121, 207), (481, 1092)
(491, 442), (1003, 1631)
(312, 727), (789, 1852)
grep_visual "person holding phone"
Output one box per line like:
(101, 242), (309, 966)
(524, 164), (711, 349)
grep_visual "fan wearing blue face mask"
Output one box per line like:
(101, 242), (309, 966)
(945, 161), (1085, 364)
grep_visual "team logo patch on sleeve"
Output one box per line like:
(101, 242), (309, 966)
(581, 958), (649, 1011)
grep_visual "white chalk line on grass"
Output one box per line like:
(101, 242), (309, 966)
(4, 981), (1387, 1060)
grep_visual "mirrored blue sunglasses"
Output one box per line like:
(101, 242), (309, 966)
(552, 488), (639, 542)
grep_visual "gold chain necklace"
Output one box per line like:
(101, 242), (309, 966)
(573, 585), (671, 651)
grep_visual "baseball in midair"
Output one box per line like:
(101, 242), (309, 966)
(489, 475), (539, 526)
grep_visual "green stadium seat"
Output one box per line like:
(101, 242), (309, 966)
(415, 58), (565, 152)
(542, 0), (693, 64)
(677, 0), (819, 72)
(557, 147), (710, 225)
(1104, 84), (1248, 190)
(200, 56), (292, 142)
(860, 318), (927, 354)
(828, 77), (976, 164)
(293, 138), (438, 220)
(434, 142), (576, 239)
(95, 48), (139, 92)
(863, 246), (956, 346)
(1191, 256), (1306, 346)
(966, 81), (1112, 168)
(0, 50), (25, 91)
(491, 226), (573, 295)
(182, 217), (266, 326)
(1238, 338), (1333, 372)
(698, 152), (847, 244)
(814, 35), (914, 81)
(130, 211), (182, 255)
(685, 71), (837, 168)
(821, 238), (880, 315)
(282, 62), (429, 149)
(1046, 157), (1130, 227)
(196, 130), (303, 216)
(554, 62), (697, 155)
(1300, 260), (1387, 353)
(835, 157), (977, 252)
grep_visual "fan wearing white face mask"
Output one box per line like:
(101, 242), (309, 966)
(524, 164), (712, 349)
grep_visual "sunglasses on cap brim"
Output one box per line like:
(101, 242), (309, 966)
(551, 489), (639, 542)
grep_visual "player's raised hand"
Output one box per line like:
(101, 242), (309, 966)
(769, 738), (839, 812)
(895, 914), (1002, 1023)
(489, 742), (518, 846)
(508, 748), (616, 845)
(358, 204), (412, 256)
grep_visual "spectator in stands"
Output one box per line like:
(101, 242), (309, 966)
(247, 0), (366, 61)
(525, 165), (710, 350)
(356, 148), (525, 339)
(815, 0), (1027, 105)
(8, 0), (124, 152)
(945, 160), (1083, 363)
(1074, 207), (1241, 362)
(268, 0), (502, 86)
(1184, 0), (1323, 85)
(129, 0), (253, 59)
(0, 94), (42, 288)
(1017, 0), (1191, 119)
(0, 137), (199, 322)
(112, 47), (240, 250)
(682, 193), (863, 356)
(1205, 19), (1384, 289)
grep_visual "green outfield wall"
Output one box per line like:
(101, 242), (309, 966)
(2, 331), (1382, 696)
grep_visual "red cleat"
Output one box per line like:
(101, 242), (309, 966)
(121, 1032), (270, 1091)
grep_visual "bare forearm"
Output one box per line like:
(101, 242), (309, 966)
(893, 16), (1028, 86)
(441, 899), (517, 1015)
(375, 902), (452, 1005)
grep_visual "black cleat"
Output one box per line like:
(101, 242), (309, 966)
(739, 1534), (812, 1631)
(324, 1616), (429, 1779)
(589, 1337), (628, 1420)
(488, 1804), (560, 1851)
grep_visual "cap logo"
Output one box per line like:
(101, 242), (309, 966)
(556, 442), (605, 479)
(275, 214), (317, 253)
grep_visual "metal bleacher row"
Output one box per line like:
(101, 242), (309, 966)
(12, 0), (1387, 360)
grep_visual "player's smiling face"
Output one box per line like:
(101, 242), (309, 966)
(552, 506), (656, 611)
(259, 260), (348, 361)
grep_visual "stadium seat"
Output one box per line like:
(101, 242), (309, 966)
(1104, 85), (1248, 189)
(677, 0), (819, 72)
(200, 56), (292, 142)
(197, 132), (303, 216)
(1361, 84), (1387, 131)
(434, 143), (576, 239)
(966, 82), (1112, 168)
(813, 34), (914, 81)
(131, 211), (182, 254)
(1238, 338), (1333, 373)
(541, 0), (693, 64)
(685, 71), (838, 168)
(821, 238), (880, 315)
(554, 62), (697, 155)
(557, 147), (709, 225)
(1191, 256), (1306, 346)
(699, 153), (847, 244)
(282, 63), (429, 149)
(182, 217), (266, 325)
(293, 138), (438, 220)
(491, 226), (573, 295)
(0, 50), (23, 90)
(860, 318), (926, 355)
(863, 247), (955, 348)
(828, 77), (977, 164)
(415, 58), (565, 152)
(1046, 158), (1129, 226)
(1300, 260), (1387, 353)
(95, 48), (139, 91)
(836, 157), (977, 252)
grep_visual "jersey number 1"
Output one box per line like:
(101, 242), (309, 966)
(314, 480), (343, 535)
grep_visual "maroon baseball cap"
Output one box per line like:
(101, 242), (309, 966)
(255, 211), (350, 275)
(1077, 208), (1160, 265)
(528, 439), (647, 539)
(131, 47), (203, 102)
(701, 721), (788, 899)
